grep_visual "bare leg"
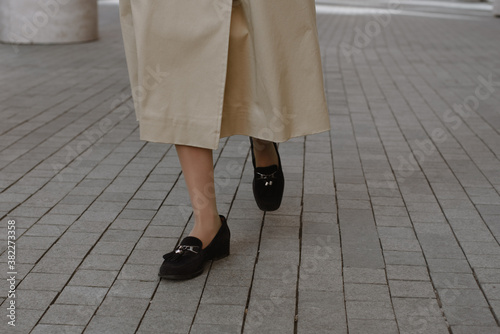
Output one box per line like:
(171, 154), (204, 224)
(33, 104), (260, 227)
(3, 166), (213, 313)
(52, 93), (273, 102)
(175, 145), (221, 249)
(251, 138), (279, 167)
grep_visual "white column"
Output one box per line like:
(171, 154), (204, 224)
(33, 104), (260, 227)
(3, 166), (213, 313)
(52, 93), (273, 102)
(0, 0), (98, 44)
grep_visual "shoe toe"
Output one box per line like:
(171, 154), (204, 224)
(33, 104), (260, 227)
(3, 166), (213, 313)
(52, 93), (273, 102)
(158, 237), (204, 279)
(158, 217), (230, 280)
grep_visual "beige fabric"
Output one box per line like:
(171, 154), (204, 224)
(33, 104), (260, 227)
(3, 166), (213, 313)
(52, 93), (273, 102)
(119, 0), (330, 149)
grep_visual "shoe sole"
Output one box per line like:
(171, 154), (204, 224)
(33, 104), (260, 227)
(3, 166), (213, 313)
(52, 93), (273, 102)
(256, 202), (281, 211)
(158, 252), (230, 280)
(254, 193), (283, 211)
(158, 267), (204, 280)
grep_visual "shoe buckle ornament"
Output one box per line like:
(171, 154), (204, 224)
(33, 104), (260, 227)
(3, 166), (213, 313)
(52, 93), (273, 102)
(256, 171), (277, 186)
(175, 245), (199, 254)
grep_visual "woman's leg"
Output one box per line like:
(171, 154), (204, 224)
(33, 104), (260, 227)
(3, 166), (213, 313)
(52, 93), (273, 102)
(175, 145), (222, 249)
(251, 138), (279, 167)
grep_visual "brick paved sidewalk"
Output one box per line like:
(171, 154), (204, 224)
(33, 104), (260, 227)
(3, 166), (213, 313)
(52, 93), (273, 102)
(1, 1), (500, 333)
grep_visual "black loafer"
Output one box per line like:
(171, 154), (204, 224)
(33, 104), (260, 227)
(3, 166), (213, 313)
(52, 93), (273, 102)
(158, 215), (230, 280)
(250, 137), (285, 211)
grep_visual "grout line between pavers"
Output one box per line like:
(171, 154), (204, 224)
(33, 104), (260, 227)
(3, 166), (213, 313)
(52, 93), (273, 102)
(0, 84), (134, 221)
(365, 29), (486, 330)
(358, 29), (454, 332)
(321, 25), (352, 333)
(27, 118), (150, 332)
(374, 24), (500, 326)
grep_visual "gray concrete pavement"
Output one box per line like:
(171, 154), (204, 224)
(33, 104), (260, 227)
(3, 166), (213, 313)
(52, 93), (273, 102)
(1, 1), (500, 333)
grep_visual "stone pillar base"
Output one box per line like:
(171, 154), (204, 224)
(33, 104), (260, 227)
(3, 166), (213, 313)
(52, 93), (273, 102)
(495, 0), (500, 17)
(0, 0), (98, 44)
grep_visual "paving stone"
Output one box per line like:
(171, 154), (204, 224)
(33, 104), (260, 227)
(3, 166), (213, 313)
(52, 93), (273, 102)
(491, 300), (500, 320)
(55, 286), (108, 305)
(214, 254), (257, 271)
(377, 226), (416, 239)
(107, 279), (157, 299)
(109, 218), (150, 230)
(380, 237), (423, 252)
(443, 306), (497, 326)
(194, 304), (246, 326)
(475, 268), (500, 284)
(393, 298), (448, 333)
(79, 254), (128, 271)
(31, 257), (82, 274)
(201, 285), (249, 305)
(135, 236), (178, 251)
(373, 205), (409, 217)
(430, 272), (480, 289)
(389, 280), (436, 298)
(386, 265), (430, 281)
(31, 324), (86, 334)
(127, 249), (165, 265)
(450, 326), (500, 334)
(100, 229), (143, 242)
(84, 315), (141, 334)
(346, 301), (395, 320)
(254, 260), (298, 281)
(427, 258), (473, 274)
(16, 236), (58, 249)
(3, 308), (45, 333)
(18, 273), (71, 291)
(396, 315), (449, 334)
(96, 296), (151, 318)
(68, 269), (118, 287)
(117, 264), (159, 281)
(206, 268), (254, 287)
(10, 247), (47, 265)
(482, 283), (500, 300)
(348, 319), (399, 334)
(296, 304), (345, 331)
(245, 312), (295, 334)
(344, 283), (391, 302)
(40, 304), (96, 326)
(190, 323), (242, 334)
(296, 319), (347, 334)
(460, 241), (500, 255)
(0, 289), (57, 310)
(467, 255), (500, 269)
(392, 298), (443, 318)
(299, 273), (343, 292)
(249, 278), (297, 299)
(56, 232), (101, 245)
(374, 215), (413, 227)
(300, 258), (341, 277)
(299, 289), (344, 310)
(343, 268), (387, 284)
(24, 224), (68, 237)
(454, 229), (497, 243)
(79, 211), (120, 223)
(437, 288), (489, 307)
(258, 237), (300, 253)
(384, 250), (427, 266)
(67, 220), (109, 234)
(142, 225), (185, 239)
(90, 241), (136, 256)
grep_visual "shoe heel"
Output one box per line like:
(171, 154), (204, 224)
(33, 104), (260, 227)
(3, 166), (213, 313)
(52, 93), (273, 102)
(211, 239), (230, 261)
(204, 215), (230, 261)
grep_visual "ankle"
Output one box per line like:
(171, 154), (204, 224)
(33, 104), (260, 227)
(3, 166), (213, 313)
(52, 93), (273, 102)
(189, 214), (222, 249)
(251, 138), (279, 168)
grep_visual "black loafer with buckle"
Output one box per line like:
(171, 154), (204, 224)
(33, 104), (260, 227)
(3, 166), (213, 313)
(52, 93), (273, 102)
(158, 215), (230, 280)
(250, 137), (285, 211)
